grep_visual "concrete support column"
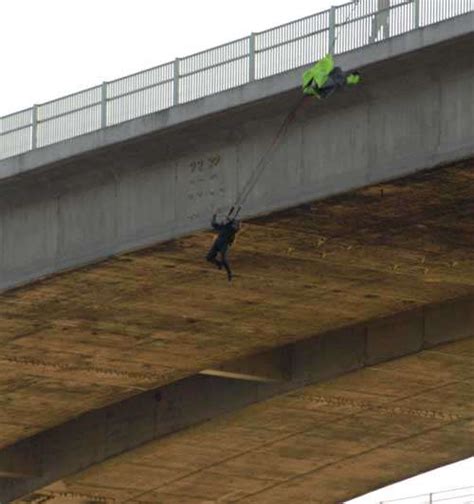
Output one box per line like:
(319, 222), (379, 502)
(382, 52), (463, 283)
(173, 58), (180, 106)
(101, 82), (108, 129)
(414, 0), (420, 29)
(31, 104), (38, 150)
(249, 33), (256, 82)
(329, 6), (337, 54)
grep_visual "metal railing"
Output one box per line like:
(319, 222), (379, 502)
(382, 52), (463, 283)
(1, 0), (472, 161)
(377, 486), (474, 504)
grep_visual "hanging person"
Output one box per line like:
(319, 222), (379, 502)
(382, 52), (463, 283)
(206, 213), (241, 282)
(302, 53), (361, 100)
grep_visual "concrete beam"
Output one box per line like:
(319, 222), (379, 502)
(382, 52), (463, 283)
(0, 445), (40, 479)
(1, 293), (472, 502)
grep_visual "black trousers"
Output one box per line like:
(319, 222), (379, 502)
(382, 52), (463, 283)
(319, 67), (346, 99)
(318, 85), (337, 99)
(206, 243), (232, 279)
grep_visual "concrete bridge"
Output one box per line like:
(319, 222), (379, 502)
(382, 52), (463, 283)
(0, 4), (473, 503)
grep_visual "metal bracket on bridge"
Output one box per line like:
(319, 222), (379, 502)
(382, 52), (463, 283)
(200, 347), (293, 383)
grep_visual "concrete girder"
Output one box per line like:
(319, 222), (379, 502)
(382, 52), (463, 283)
(1, 294), (473, 502)
(0, 444), (40, 479)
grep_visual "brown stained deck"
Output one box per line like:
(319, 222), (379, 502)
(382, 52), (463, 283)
(1, 159), (473, 449)
(16, 338), (474, 504)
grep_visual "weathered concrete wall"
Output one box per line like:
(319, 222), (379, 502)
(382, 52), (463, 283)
(0, 17), (473, 292)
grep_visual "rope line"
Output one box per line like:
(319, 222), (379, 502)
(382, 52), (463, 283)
(228, 95), (305, 219)
(226, 0), (361, 219)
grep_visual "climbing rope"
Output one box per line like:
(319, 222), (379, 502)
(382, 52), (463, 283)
(227, 94), (304, 219)
(226, 0), (361, 220)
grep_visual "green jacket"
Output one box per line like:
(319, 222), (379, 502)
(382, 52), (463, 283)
(302, 54), (335, 95)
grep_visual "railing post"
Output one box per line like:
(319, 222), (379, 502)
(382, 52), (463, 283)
(429, 493), (433, 504)
(31, 104), (38, 150)
(328, 5), (336, 54)
(173, 58), (180, 106)
(249, 32), (256, 82)
(101, 82), (107, 129)
(414, 0), (420, 29)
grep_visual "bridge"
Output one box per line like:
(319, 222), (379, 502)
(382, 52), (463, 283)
(375, 487), (474, 504)
(1, 1), (473, 502)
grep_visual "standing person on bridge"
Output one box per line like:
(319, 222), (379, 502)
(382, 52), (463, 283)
(302, 53), (361, 100)
(369, 0), (391, 44)
(206, 213), (241, 282)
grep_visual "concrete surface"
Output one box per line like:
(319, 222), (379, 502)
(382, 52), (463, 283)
(1, 16), (473, 292)
(8, 337), (474, 503)
(1, 13), (472, 181)
(1, 160), (473, 501)
(2, 295), (472, 501)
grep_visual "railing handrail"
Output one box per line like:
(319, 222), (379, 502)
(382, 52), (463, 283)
(37, 83), (102, 108)
(378, 485), (474, 503)
(0, 105), (34, 121)
(179, 34), (250, 62)
(1, 0), (473, 158)
(255, 5), (332, 37)
(107, 60), (174, 86)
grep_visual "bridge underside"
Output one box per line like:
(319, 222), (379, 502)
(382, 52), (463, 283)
(1, 159), (473, 502)
(13, 338), (474, 504)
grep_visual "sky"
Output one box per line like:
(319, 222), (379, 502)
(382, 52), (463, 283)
(1, 1), (472, 501)
(347, 458), (474, 503)
(0, 0), (348, 117)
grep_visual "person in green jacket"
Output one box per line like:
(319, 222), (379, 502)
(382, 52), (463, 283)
(302, 53), (361, 99)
